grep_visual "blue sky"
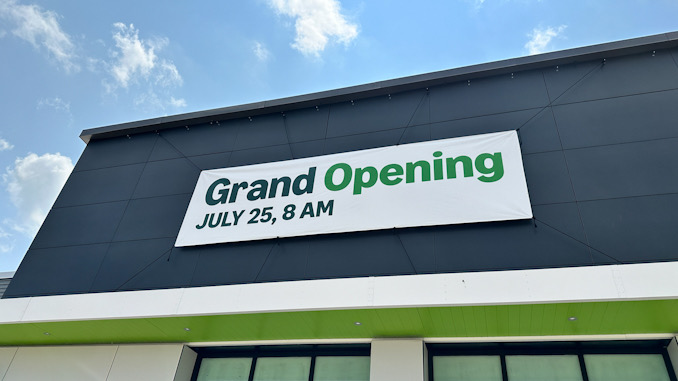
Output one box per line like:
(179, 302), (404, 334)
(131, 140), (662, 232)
(1, 0), (678, 271)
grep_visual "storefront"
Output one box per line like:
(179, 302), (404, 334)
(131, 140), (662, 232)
(1, 32), (677, 380)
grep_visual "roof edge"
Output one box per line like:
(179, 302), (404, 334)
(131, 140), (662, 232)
(80, 31), (678, 143)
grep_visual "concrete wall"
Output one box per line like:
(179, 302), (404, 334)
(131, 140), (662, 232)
(0, 344), (195, 381)
(370, 339), (425, 381)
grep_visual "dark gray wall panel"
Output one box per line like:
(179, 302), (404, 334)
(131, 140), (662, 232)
(397, 228), (435, 273)
(74, 133), (157, 171)
(132, 158), (201, 199)
(54, 164), (145, 207)
(3, 244), (109, 297)
(90, 238), (175, 292)
(531, 202), (586, 243)
(289, 140), (325, 159)
(227, 144), (294, 167)
(553, 50), (678, 105)
(408, 93), (430, 127)
(305, 231), (415, 278)
(31, 202), (128, 249)
(159, 122), (237, 157)
(284, 106), (330, 143)
(565, 138), (678, 201)
(398, 124), (433, 145)
(188, 242), (276, 287)
(112, 194), (191, 242)
(432, 220), (594, 272)
(430, 109), (538, 139)
(517, 108), (562, 154)
(553, 90), (678, 149)
(522, 151), (575, 205)
(325, 90), (425, 137)
(189, 152), (233, 170)
(429, 71), (550, 122)
(233, 114), (289, 150)
(114, 246), (199, 291)
(579, 194), (678, 262)
(542, 61), (601, 102)
(323, 129), (404, 155)
(148, 135), (184, 161)
(254, 238), (312, 282)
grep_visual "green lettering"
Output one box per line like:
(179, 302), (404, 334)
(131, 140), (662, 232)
(325, 163), (352, 191)
(405, 160), (431, 183)
(354, 166), (378, 194)
(446, 156), (473, 179)
(380, 164), (403, 186)
(475, 152), (504, 182)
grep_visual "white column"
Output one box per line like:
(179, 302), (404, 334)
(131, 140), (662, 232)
(174, 346), (198, 381)
(370, 339), (425, 381)
(668, 336), (678, 377)
(0, 347), (18, 379)
(107, 344), (185, 381)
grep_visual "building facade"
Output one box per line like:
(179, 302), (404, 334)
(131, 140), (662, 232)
(1, 32), (678, 380)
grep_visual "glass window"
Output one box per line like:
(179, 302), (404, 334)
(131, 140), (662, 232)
(584, 354), (671, 381)
(196, 358), (252, 381)
(252, 357), (312, 381)
(314, 356), (370, 381)
(432, 355), (503, 381)
(506, 355), (583, 381)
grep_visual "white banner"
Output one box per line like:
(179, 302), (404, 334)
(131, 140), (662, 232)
(175, 130), (532, 247)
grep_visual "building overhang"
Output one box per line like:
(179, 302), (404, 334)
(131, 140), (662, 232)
(1, 262), (677, 346)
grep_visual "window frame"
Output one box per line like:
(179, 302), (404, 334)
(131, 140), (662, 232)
(190, 344), (371, 381)
(427, 340), (677, 381)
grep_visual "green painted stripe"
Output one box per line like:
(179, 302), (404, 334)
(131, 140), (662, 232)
(1, 299), (676, 346)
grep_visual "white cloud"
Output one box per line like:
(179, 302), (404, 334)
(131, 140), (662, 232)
(170, 97), (186, 107)
(3, 152), (73, 236)
(0, 0), (78, 72)
(108, 23), (181, 89)
(253, 41), (271, 62)
(0, 138), (13, 151)
(268, 0), (358, 57)
(0, 226), (13, 254)
(103, 23), (184, 112)
(525, 25), (567, 55)
(37, 96), (70, 113)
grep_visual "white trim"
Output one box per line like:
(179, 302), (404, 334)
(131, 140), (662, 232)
(423, 334), (677, 343)
(188, 338), (373, 347)
(0, 271), (15, 279)
(1, 262), (677, 325)
(185, 334), (677, 347)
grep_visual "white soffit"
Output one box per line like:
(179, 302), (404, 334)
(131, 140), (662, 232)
(1, 261), (677, 324)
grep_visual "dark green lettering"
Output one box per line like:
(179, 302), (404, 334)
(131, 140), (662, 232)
(300, 202), (315, 218)
(205, 178), (230, 205)
(247, 180), (269, 201)
(229, 182), (248, 203)
(317, 200), (334, 216)
(293, 167), (316, 195)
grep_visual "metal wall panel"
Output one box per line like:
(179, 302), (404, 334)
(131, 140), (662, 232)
(6, 47), (678, 298)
